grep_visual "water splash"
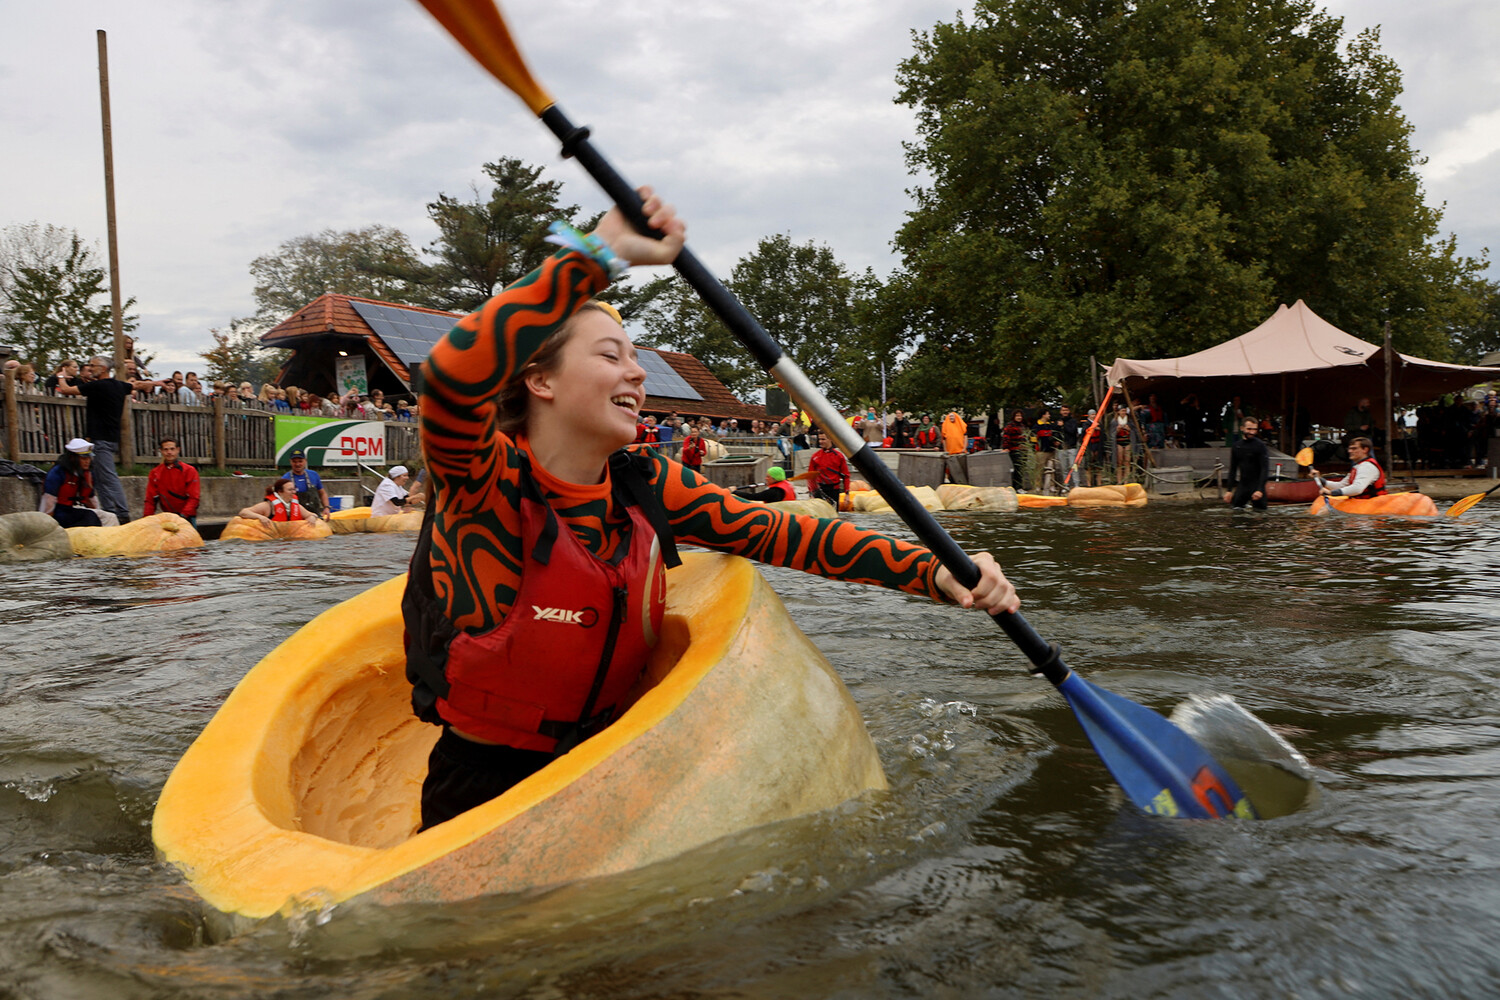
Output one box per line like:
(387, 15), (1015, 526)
(1170, 694), (1319, 819)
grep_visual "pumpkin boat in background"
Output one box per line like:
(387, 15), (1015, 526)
(1309, 492), (1439, 517)
(219, 516), (333, 542)
(152, 553), (887, 922)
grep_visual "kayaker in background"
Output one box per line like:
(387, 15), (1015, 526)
(805, 431), (851, 506)
(142, 437), (201, 525)
(39, 439), (120, 528)
(403, 190), (1018, 832)
(238, 478), (323, 525)
(1222, 416), (1269, 510)
(1312, 436), (1387, 499)
(732, 466), (796, 504)
(370, 465), (412, 517)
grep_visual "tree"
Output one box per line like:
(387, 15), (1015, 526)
(886, 0), (1492, 404)
(375, 157), (590, 313)
(249, 225), (424, 323)
(637, 234), (884, 407)
(200, 317), (289, 388)
(0, 222), (137, 372)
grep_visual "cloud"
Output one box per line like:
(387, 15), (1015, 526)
(2, 0), (1495, 369)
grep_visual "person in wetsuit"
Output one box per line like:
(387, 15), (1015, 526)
(1223, 416), (1269, 509)
(401, 191), (1019, 831)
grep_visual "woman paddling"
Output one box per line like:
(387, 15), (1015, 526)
(402, 190), (1018, 831)
(237, 478), (324, 525)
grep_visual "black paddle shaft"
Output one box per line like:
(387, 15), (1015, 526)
(540, 105), (1070, 685)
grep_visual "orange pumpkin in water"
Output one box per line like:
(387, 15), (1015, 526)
(1066, 483), (1149, 507)
(220, 516), (333, 542)
(1309, 492), (1438, 517)
(1016, 493), (1070, 508)
(152, 553), (886, 922)
(66, 512), (204, 557)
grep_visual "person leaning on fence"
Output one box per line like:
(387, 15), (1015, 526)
(54, 355), (165, 523)
(40, 438), (120, 528)
(143, 437), (201, 525)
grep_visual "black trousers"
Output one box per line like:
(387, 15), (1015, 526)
(1229, 483), (1268, 510)
(812, 483), (842, 506)
(419, 727), (554, 830)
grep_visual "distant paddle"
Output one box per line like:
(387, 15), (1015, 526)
(1295, 447), (1314, 466)
(415, 0), (1256, 820)
(1447, 481), (1500, 518)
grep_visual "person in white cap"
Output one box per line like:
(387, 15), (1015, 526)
(39, 438), (121, 528)
(370, 465), (411, 517)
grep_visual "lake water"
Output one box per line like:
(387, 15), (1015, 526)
(2, 503), (1499, 998)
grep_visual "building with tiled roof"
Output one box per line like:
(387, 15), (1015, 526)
(260, 293), (767, 421)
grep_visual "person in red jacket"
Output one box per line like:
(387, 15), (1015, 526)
(680, 426), (707, 471)
(805, 431), (851, 506)
(143, 437), (201, 525)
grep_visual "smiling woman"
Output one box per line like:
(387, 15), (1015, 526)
(404, 189), (1017, 832)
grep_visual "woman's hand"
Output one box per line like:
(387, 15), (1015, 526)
(592, 187), (685, 267)
(935, 552), (1020, 615)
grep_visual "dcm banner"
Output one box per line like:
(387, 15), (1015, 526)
(274, 415), (386, 466)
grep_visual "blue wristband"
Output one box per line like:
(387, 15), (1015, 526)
(544, 220), (629, 281)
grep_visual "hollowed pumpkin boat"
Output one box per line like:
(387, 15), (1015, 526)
(1309, 492), (1438, 517)
(152, 552), (887, 921)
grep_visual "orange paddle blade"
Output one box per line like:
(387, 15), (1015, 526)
(415, 0), (553, 114)
(1294, 447), (1314, 466)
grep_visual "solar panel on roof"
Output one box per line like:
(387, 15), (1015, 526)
(350, 301), (459, 368)
(351, 300), (703, 401)
(638, 349), (702, 401)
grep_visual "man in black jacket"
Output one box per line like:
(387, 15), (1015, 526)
(1223, 416), (1269, 509)
(55, 355), (165, 522)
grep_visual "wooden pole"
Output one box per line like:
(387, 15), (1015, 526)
(1279, 373), (1289, 454)
(1120, 384), (1156, 473)
(1383, 320), (1395, 471)
(98, 29), (133, 469)
(213, 394), (227, 470)
(3, 370), (19, 462)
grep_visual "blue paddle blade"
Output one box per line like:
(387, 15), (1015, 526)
(1056, 672), (1256, 819)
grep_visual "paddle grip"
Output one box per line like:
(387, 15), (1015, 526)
(540, 102), (1069, 685)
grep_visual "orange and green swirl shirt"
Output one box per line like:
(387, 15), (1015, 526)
(419, 249), (945, 634)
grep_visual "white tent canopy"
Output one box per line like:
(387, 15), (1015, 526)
(1106, 300), (1500, 425)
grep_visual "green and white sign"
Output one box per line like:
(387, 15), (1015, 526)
(275, 415), (386, 466)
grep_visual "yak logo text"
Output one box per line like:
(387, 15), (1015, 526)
(532, 605), (599, 627)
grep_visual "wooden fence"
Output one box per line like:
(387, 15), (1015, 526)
(2, 375), (418, 470)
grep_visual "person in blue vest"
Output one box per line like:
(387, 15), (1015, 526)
(283, 449), (330, 515)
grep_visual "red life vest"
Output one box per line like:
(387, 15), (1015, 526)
(1351, 458), (1387, 498)
(766, 480), (795, 502)
(55, 470), (94, 507)
(403, 450), (681, 754)
(270, 496), (304, 521)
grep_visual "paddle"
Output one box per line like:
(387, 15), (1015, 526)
(414, 0), (1254, 820)
(1448, 481), (1500, 518)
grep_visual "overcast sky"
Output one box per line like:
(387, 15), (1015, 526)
(3, 0), (1496, 369)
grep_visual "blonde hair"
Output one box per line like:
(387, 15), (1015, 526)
(497, 302), (615, 436)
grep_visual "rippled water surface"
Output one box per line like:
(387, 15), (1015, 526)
(3, 504), (1500, 998)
